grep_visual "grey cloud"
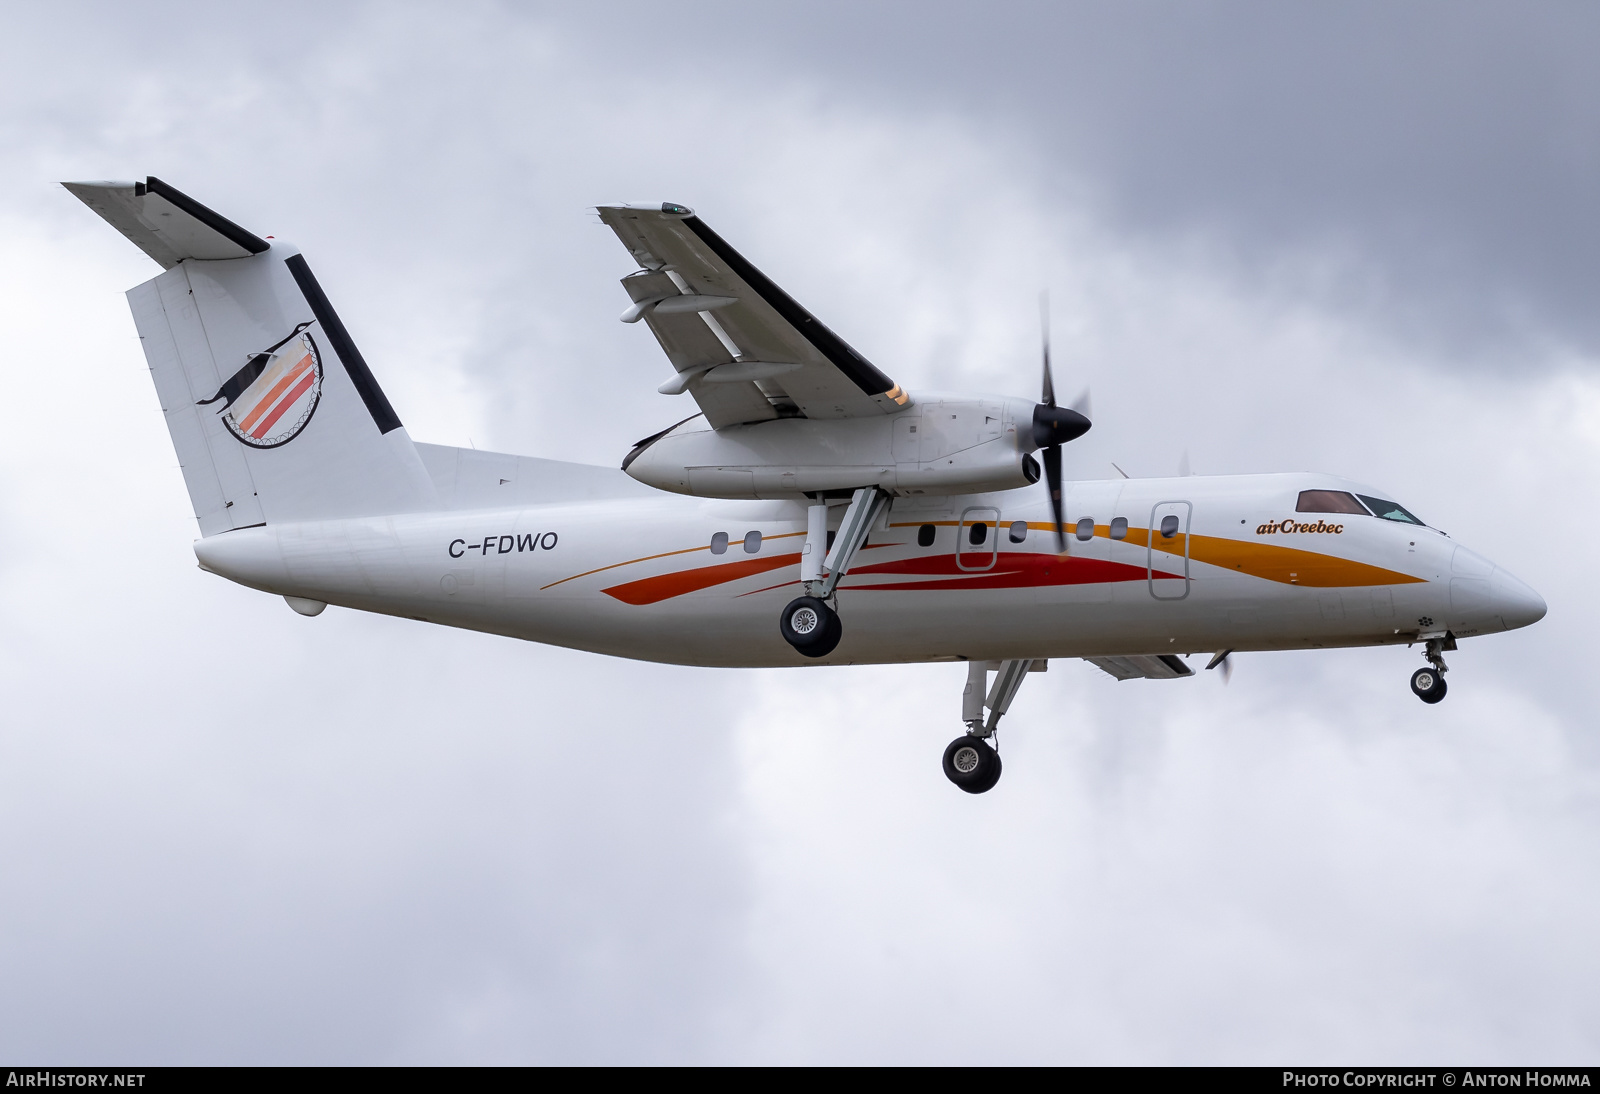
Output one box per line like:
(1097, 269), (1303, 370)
(542, 0), (1600, 363)
(1, 0), (1596, 1065)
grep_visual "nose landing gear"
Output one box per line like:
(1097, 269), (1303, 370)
(1410, 666), (1447, 704)
(1410, 632), (1455, 704)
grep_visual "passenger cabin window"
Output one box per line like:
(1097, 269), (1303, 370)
(1296, 489), (1368, 515)
(969, 522), (989, 546)
(917, 524), (936, 547)
(710, 532), (729, 555)
(1160, 514), (1180, 538)
(1075, 518), (1094, 541)
(743, 530), (762, 553)
(1357, 495), (1425, 525)
(1110, 517), (1128, 540)
(1008, 521), (1028, 544)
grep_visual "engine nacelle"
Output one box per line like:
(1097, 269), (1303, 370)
(623, 393), (1043, 499)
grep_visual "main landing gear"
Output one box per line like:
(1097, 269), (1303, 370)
(779, 596), (841, 658)
(942, 658), (1040, 794)
(779, 486), (891, 659)
(1410, 632), (1455, 704)
(943, 735), (1002, 794)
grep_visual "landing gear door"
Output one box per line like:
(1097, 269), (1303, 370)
(1148, 501), (1191, 601)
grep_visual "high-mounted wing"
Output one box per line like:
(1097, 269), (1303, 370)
(597, 204), (910, 429)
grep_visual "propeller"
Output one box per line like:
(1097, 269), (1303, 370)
(1031, 295), (1091, 552)
(1205, 649), (1234, 684)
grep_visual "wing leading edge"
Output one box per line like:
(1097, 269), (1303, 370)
(597, 204), (910, 428)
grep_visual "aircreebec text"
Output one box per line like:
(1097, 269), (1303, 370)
(1258, 519), (1344, 535)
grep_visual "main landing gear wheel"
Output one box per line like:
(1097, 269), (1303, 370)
(942, 735), (1002, 794)
(779, 596), (841, 658)
(1411, 666), (1448, 704)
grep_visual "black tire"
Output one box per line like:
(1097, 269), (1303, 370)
(1411, 667), (1448, 704)
(974, 745), (1003, 793)
(942, 735), (1001, 794)
(780, 596), (842, 658)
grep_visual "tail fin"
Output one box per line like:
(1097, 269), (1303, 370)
(65, 178), (436, 534)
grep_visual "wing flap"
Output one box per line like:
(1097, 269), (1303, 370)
(620, 271), (777, 427)
(598, 204), (909, 426)
(1084, 654), (1196, 681)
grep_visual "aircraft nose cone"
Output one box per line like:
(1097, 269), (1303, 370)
(1493, 568), (1547, 631)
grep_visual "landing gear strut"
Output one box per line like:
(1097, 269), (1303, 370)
(1410, 633), (1454, 704)
(778, 486), (891, 658)
(942, 658), (1040, 794)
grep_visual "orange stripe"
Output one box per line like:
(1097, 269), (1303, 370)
(541, 544), (707, 590)
(238, 354), (312, 433)
(250, 368), (317, 438)
(603, 552), (802, 605)
(894, 520), (1422, 587)
(1181, 532), (1423, 587)
(1124, 527), (1422, 587)
(541, 530), (805, 590)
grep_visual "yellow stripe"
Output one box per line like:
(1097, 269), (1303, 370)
(890, 520), (1422, 587)
(1129, 527), (1423, 587)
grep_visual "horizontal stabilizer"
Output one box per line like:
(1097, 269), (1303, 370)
(63, 177), (269, 268)
(1084, 654), (1195, 681)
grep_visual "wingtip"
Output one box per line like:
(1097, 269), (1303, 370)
(61, 180), (140, 193)
(595, 201), (696, 218)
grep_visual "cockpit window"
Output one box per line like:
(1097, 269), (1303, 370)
(1357, 494), (1425, 526)
(1296, 490), (1368, 515)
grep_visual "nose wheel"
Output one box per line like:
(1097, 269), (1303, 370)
(1410, 666), (1447, 704)
(1410, 633), (1454, 704)
(943, 734), (1002, 794)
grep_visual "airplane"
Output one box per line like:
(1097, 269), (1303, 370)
(64, 177), (1547, 794)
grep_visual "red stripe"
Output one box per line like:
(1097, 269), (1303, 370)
(842, 552), (1176, 591)
(602, 548), (1179, 607)
(250, 368), (317, 438)
(603, 552), (802, 605)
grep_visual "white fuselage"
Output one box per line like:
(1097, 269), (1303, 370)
(192, 456), (1545, 668)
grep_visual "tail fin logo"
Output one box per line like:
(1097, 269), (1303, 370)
(198, 321), (323, 449)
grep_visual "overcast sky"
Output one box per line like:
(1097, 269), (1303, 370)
(1, 1), (1597, 1064)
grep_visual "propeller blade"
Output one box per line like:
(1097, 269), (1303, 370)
(1044, 442), (1065, 552)
(1039, 291), (1056, 408)
(1069, 388), (1092, 419)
